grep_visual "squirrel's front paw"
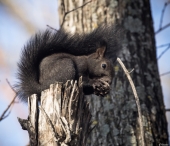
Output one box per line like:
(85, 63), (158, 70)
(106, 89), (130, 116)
(93, 79), (110, 96)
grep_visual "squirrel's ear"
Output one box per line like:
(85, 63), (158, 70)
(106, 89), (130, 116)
(89, 46), (106, 59)
(96, 46), (106, 58)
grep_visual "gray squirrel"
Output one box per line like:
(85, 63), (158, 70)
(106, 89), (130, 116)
(15, 24), (122, 102)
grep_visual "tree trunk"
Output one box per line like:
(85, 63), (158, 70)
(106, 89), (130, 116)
(58, 0), (169, 145)
(18, 79), (92, 146)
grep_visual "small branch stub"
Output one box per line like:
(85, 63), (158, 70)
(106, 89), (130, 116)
(18, 77), (92, 146)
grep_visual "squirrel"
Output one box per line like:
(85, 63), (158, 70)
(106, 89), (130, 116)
(15, 24), (122, 102)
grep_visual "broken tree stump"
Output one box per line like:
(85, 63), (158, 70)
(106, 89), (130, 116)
(18, 77), (92, 146)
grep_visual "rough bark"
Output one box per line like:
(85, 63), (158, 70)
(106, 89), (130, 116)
(18, 78), (92, 146)
(58, 0), (169, 145)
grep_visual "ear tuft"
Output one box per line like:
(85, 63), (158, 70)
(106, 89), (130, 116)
(96, 46), (106, 58)
(88, 46), (106, 59)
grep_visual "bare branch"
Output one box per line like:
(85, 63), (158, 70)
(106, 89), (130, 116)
(166, 109), (170, 112)
(117, 58), (145, 146)
(46, 25), (58, 31)
(0, 95), (17, 121)
(2, 110), (12, 119)
(159, 1), (170, 29)
(160, 71), (170, 76)
(129, 68), (134, 74)
(155, 23), (170, 35)
(155, 1), (170, 34)
(157, 43), (170, 49)
(157, 44), (170, 60)
(60, 0), (92, 28)
(0, 80), (18, 121)
(6, 79), (16, 93)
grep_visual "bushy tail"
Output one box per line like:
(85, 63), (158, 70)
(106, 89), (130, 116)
(15, 24), (122, 102)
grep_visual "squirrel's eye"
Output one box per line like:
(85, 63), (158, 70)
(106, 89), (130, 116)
(102, 63), (107, 69)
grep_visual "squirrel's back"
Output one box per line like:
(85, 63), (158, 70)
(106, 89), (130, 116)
(15, 24), (122, 102)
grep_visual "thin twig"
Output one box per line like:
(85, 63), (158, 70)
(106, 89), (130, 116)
(159, 2), (169, 29)
(60, 0), (92, 28)
(117, 58), (145, 146)
(157, 44), (170, 60)
(166, 109), (170, 112)
(160, 71), (170, 76)
(0, 80), (18, 121)
(46, 25), (58, 31)
(6, 79), (16, 93)
(157, 43), (170, 49)
(129, 68), (134, 74)
(155, 1), (170, 34)
(0, 95), (17, 121)
(155, 23), (170, 35)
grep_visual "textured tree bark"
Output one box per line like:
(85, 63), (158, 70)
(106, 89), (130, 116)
(18, 79), (92, 146)
(58, 0), (169, 145)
